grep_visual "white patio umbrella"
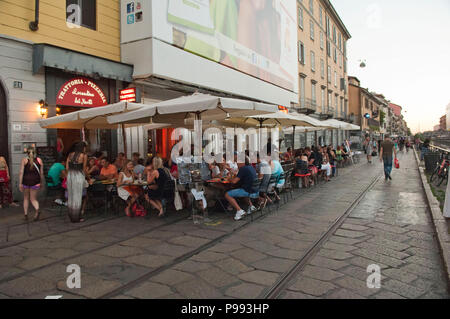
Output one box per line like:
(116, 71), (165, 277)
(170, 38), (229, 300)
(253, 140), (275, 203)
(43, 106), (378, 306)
(39, 101), (167, 155)
(107, 93), (279, 126)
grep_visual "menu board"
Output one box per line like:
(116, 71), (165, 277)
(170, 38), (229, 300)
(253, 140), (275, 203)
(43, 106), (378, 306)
(36, 146), (57, 175)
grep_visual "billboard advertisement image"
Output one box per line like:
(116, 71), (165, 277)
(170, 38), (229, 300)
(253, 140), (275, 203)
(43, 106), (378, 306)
(152, 0), (298, 92)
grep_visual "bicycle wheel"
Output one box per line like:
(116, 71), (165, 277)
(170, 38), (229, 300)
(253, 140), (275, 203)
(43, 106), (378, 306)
(430, 167), (439, 183)
(437, 169), (448, 187)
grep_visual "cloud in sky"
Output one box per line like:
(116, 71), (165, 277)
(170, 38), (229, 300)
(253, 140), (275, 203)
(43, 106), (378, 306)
(332, 0), (450, 133)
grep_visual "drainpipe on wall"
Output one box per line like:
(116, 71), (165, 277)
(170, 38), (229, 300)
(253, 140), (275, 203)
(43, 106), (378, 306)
(29, 0), (40, 31)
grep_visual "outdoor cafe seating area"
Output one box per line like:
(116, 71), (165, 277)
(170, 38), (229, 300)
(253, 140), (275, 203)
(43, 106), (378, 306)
(38, 93), (361, 224)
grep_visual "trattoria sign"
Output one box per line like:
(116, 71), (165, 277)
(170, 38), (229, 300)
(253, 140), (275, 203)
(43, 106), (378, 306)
(56, 78), (107, 107)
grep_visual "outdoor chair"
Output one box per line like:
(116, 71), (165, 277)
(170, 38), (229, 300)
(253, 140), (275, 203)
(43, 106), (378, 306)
(265, 175), (281, 213)
(44, 176), (65, 215)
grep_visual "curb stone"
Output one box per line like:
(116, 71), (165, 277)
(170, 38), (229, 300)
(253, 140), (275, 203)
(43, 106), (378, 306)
(413, 148), (450, 293)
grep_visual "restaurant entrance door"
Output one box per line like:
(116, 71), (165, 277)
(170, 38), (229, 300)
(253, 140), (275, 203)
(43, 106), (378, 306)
(0, 83), (9, 162)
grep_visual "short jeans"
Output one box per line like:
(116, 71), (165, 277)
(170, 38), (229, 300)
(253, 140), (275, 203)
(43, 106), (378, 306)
(227, 188), (259, 199)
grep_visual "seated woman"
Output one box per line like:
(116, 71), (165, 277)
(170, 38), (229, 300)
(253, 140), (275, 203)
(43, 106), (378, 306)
(295, 150), (311, 188)
(0, 156), (18, 209)
(87, 157), (100, 178)
(320, 149), (332, 182)
(117, 160), (142, 217)
(146, 156), (168, 217)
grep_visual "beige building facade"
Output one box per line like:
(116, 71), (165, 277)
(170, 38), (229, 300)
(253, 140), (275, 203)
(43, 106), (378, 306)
(296, 0), (350, 119)
(293, 0), (351, 147)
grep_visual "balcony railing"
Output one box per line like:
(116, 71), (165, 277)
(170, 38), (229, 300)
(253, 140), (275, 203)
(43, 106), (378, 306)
(319, 105), (334, 120)
(297, 98), (317, 115)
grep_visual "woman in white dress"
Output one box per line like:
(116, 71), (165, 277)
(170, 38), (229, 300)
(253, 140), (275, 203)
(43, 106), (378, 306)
(117, 160), (141, 216)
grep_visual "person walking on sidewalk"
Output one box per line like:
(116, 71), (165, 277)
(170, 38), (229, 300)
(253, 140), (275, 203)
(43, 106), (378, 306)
(379, 134), (397, 181)
(19, 148), (44, 220)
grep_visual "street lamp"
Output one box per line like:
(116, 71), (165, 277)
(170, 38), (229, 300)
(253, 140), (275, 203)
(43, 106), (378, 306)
(39, 99), (48, 118)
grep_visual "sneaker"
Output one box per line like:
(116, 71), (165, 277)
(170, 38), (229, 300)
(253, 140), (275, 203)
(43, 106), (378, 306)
(247, 206), (257, 215)
(54, 199), (63, 205)
(234, 210), (245, 221)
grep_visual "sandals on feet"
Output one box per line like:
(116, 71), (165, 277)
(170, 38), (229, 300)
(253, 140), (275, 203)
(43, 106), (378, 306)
(33, 210), (40, 221)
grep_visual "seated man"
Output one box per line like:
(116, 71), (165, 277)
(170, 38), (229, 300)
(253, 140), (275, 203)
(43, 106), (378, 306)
(133, 158), (145, 177)
(224, 156), (258, 221)
(47, 158), (66, 187)
(98, 158), (118, 180)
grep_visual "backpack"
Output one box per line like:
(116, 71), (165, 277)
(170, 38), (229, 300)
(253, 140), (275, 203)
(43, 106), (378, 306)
(131, 202), (146, 217)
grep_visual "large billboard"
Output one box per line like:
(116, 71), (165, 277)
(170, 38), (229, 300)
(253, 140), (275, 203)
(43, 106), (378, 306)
(147, 0), (297, 93)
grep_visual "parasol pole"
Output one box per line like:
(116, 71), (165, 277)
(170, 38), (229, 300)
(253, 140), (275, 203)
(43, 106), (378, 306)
(121, 124), (128, 158)
(292, 125), (296, 150)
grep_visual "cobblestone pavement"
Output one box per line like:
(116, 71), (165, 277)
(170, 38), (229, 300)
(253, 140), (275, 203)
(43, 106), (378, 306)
(280, 151), (449, 299)
(0, 151), (448, 299)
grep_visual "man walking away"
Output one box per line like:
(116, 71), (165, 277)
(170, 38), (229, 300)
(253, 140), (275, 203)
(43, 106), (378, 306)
(379, 134), (397, 181)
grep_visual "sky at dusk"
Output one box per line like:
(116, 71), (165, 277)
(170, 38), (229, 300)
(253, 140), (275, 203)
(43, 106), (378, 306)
(332, 0), (450, 133)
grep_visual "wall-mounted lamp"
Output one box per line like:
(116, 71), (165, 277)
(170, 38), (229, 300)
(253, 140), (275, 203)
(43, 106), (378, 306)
(56, 106), (61, 116)
(39, 99), (48, 118)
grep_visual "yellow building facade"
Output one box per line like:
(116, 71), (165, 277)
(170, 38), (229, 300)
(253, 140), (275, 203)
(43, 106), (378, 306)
(0, 0), (121, 61)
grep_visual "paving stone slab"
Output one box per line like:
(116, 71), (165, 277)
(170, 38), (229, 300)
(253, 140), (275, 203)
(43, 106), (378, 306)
(405, 230), (435, 241)
(124, 254), (173, 269)
(280, 291), (317, 299)
(334, 229), (367, 239)
(301, 265), (344, 281)
(351, 248), (405, 268)
(276, 239), (312, 252)
(382, 268), (418, 284)
(16, 256), (55, 270)
(150, 269), (195, 286)
(229, 248), (268, 264)
(372, 290), (406, 299)
(326, 288), (366, 299)
(0, 276), (55, 298)
(175, 279), (223, 299)
(173, 260), (214, 273)
(404, 255), (443, 269)
(328, 236), (365, 246)
(264, 248), (304, 260)
(334, 276), (377, 297)
(214, 257), (254, 275)
(341, 223), (369, 232)
(348, 256), (388, 270)
(309, 256), (349, 271)
(365, 229), (410, 243)
(323, 242), (358, 252)
(225, 283), (266, 299)
(209, 243), (243, 253)
(238, 270), (279, 286)
(356, 242), (411, 260)
(125, 282), (173, 299)
(146, 243), (194, 257)
(288, 277), (336, 297)
(96, 245), (145, 258)
(338, 265), (373, 282)
(251, 257), (295, 273)
(191, 251), (228, 263)
(317, 249), (354, 261)
(367, 237), (411, 252)
(382, 279), (427, 299)
(197, 266), (241, 288)
(168, 235), (211, 248)
(56, 274), (122, 299)
(120, 237), (163, 248)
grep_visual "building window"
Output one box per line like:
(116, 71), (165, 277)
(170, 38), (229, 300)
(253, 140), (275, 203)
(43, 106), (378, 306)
(326, 40), (331, 57)
(300, 77), (306, 107)
(326, 16), (330, 36)
(298, 7), (303, 29)
(311, 82), (316, 104)
(298, 41), (305, 64)
(321, 88), (326, 109)
(333, 47), (337, 63)
(334, 71), (337, 87)
(311, 51), (315, 72)
(320, 31), (324, 50)
(320, 59), (324, 78)
(66, 0), (97, 30)
(343, 41), (347, 57)
(335, 94), (338, 115)
(338, 34), (342, 50)
(310, 20), (315, 40)
(327, 66), (331, 83)
(333, 25), (336, 44)
(340, 97), (344, 116)
(309, 0), (314, 15)
(319, 6), (323, 27)
(328, 92), (332, 109)
(339, 53), (342, 68)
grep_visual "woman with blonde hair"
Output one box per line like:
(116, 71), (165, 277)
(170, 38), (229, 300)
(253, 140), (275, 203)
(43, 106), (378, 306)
(146, 156), (169, 217)
(19, 148), (44, 220)
(117, 160), (142, 217)
(0, 156), (18, 209)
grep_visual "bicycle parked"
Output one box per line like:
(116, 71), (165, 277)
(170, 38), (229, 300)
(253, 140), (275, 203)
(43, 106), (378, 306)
(430, 155), (449, 187)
